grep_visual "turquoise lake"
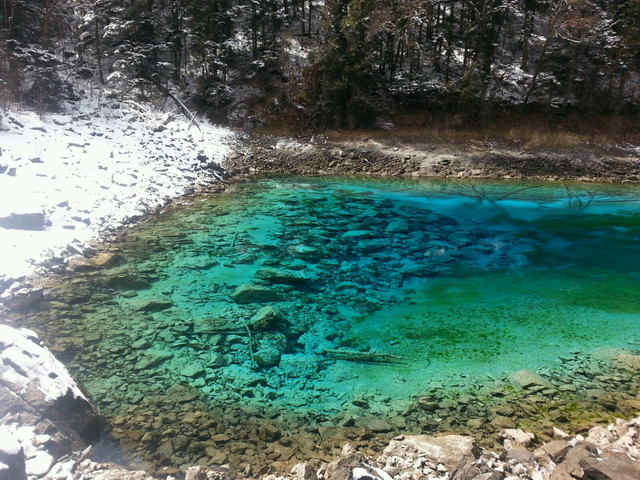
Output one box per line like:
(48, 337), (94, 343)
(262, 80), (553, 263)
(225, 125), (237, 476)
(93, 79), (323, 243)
(21, 176), (640, 470)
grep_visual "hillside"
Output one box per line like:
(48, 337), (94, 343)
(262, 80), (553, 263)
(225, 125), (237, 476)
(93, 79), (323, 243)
(1, 1), (639, 131)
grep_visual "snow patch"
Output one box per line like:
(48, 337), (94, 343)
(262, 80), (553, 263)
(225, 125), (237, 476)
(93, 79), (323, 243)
(0, 98), (233, 281)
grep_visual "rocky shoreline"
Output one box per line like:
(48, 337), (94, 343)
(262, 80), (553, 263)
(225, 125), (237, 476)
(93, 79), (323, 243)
(224, 133), (640, 184)
(2, 125), (640, 480)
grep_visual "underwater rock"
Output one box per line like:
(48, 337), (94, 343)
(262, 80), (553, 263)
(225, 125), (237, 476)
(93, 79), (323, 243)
(289, 245), (320, 260)
(132, 296), (173, 312)
(507, 370), (550, 389)
(385, 220), (409, 234)
(104, 272), (151, 290)
(255, 268), (315, 286)
(134, 350), (173, 370)
(279, 354), (320, 378)
(231, 284), (281, 304)
(254, 346), (281, 369)
(249, 306), (284, 331)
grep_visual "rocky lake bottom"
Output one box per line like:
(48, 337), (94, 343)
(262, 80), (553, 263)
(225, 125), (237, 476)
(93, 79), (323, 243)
(7, 176), (640, 476)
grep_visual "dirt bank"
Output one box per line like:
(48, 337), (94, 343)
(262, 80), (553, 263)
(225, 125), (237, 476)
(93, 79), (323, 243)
(225, 133), (640, 184)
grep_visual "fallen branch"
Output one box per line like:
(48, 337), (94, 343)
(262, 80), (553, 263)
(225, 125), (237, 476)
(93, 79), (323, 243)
(244, 320), (257, 369)
(152, 79), (202, 132)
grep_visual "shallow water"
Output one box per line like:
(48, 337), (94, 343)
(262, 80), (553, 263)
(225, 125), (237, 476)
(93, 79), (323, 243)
(20, 177), (640, 471)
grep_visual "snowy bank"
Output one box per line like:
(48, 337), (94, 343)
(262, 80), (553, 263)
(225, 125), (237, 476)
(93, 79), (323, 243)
(0, 98), (233, 285)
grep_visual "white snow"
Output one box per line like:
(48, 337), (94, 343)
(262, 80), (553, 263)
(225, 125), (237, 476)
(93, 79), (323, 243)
(0, 96), (233, 282)
(0, 426), (22, 456)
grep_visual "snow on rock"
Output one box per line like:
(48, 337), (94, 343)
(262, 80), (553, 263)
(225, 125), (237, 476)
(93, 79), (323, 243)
(0, 325), (85, 404)
(0, 98), (233, 284)
(0, 325), (101, 479)
(0, 426), (27, 480)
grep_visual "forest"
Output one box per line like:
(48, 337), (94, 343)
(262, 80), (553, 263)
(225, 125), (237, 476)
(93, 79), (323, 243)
(1, 0), (639, 129)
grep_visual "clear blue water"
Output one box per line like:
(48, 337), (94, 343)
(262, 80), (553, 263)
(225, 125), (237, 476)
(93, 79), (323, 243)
(21, 176), (640, 470)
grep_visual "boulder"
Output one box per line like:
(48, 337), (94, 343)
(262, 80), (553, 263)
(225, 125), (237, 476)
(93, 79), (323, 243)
(0, 325), (101, 445)
(537, 440), (571, 463)
(325, 447), (392, 480)
(0, 287), (43, 311)
(291, 463), (318, 480)
(580, 450), (640, 480)
(379, 434), (478, 474)
(499, 428), (535, 448)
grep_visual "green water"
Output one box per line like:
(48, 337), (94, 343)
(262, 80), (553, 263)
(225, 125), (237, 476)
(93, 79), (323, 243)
(22, 177), (640, 470)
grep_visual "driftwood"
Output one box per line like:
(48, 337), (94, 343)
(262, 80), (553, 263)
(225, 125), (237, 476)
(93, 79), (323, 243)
(322, 348), (406, 364)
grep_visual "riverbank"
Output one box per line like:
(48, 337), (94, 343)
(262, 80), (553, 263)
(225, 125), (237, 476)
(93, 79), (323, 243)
(225, 131), (640, 184)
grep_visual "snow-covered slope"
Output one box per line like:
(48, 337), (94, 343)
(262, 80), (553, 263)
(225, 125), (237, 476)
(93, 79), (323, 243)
(0, 97), (233, 284)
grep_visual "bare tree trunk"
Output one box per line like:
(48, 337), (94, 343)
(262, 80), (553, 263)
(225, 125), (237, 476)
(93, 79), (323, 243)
(95, 19), (104, 84)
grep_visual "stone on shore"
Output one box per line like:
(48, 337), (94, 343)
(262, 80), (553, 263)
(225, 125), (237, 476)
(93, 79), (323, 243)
(0, 212), (46, 231)
(379, 434), (477, 474)
(0, 427), (26, 480)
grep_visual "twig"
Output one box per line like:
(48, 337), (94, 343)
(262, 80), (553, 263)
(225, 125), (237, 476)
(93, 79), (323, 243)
(244, 321), (257, 369)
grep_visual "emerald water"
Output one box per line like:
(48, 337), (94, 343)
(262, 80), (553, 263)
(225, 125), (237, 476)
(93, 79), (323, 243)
(19, 177), (640, 471)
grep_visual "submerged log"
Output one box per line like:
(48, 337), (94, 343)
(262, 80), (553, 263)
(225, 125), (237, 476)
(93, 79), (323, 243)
(322, 348), (406, 364)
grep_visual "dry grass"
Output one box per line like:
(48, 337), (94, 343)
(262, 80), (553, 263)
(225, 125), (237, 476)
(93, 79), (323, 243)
(505, 127), (586, 149)
(261, 109), (638, 151)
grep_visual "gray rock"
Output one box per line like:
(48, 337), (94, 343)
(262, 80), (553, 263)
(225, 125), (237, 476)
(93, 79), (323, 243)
(185, 466), (208, 480)
(0, 212), (46, 230)
(538, 440), (571, 463)
(550, 443), (598, 480)
(325, 451), (392, 480)
(499, 428), (535, 448)
(504, 447), (536, 468)
(0, 287), (44, 311)
(580, 450), (640, 480)
(379, 434), (478, 474)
